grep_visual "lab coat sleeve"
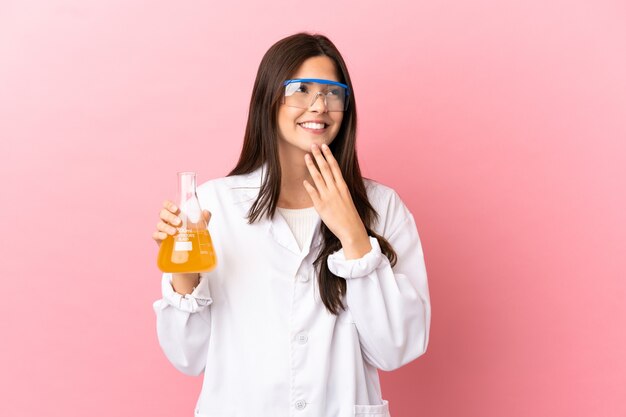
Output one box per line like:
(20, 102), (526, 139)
(326, 193), (431, 372)
(152, 272), (213, 376)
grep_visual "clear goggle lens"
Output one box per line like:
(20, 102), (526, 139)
(282, 79), (349, 112)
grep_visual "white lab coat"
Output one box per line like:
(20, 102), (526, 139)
(153, 163), (431, 417)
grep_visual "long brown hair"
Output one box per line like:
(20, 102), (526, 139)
(228, 32), (398, 315)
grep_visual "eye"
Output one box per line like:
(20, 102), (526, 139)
(295, 84), (309, 93)
(285, 82), (310, 97)
(327, 88), (342, 96)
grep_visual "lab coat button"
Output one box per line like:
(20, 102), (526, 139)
(295, 399), (307, 410)
(296, 332), (308, 344)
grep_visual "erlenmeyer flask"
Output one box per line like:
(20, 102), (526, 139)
(157, 172), (217, 273)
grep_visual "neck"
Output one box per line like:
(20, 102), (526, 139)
(277, 142), (315, 209)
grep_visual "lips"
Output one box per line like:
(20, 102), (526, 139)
(298, 123), (328, 135)
(298, 121), (328, 129)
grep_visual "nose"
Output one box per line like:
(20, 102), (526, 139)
(308, 92), (328, 113)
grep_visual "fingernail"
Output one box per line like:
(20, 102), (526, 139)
(322, 143), (328, 150)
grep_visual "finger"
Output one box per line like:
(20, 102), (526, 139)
(160, 208), (182, 226)
(152, 231), (167, 243)
(157, 221), (178, 236)
(203, 210), (212, 223)
(320, 144), (345, 188)
(303, 180), (321, 206)
(310, 144), (336, 191)
(304, 153), (327, 196)
(163, 200), (179, 214)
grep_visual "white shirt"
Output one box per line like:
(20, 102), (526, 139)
(153, 163), (431, 417)
(276, 206), (318, 251)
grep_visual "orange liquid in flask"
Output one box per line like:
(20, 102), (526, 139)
(157, 227), (217, 273)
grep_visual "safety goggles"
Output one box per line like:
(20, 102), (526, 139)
(282, 78), (350, 112)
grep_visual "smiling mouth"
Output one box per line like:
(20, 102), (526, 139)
(298, 122), (328, 132)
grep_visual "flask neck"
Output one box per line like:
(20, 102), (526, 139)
(178, 172), (197, 202)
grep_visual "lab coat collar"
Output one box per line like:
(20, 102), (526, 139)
(226, 162), (323, 258)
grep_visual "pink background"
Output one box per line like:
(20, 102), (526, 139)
(1, 0), (625, 416)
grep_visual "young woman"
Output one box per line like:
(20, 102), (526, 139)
(152, 32), (431, 417)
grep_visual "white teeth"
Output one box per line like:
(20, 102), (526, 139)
(300, 122), (325, 130)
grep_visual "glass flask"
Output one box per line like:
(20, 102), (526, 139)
(157, 172), (217, 273)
